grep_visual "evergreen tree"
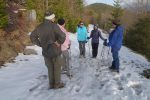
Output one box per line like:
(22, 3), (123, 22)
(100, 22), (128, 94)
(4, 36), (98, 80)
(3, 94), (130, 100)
(111, 0), (123, 20)
(104, 0), (123, 30)
(0, 0), (8, 28)
(124, 15), (150, 60)
(26, 0), (84, 32)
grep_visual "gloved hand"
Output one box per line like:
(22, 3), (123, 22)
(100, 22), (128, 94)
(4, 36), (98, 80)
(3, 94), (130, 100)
(68, 44), (71, 49)
(103, 40), (108, 46)
(87, 37), (90, 39)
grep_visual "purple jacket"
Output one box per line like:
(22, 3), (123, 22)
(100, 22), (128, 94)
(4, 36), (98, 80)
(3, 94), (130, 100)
(90, 29), (105, 43)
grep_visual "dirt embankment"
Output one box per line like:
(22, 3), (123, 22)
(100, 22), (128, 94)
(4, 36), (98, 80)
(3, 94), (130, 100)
(0, 29), (31, 66)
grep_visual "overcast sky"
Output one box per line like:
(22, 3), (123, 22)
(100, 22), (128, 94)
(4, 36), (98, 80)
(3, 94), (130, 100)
(85, 0), (114, 5)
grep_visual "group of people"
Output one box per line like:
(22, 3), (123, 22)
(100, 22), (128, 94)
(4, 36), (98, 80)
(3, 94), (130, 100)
(77, 20), (124, 74)
(77, 22), (107, 58)
(30, 11), (124, 89)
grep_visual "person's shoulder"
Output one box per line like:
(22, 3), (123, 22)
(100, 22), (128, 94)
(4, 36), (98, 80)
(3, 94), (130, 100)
(57, 24), (62, 28)
(82, 26), (87, 30)
(98, 29), (101, 33)
(83, 26), (87, 29)
(77, 26), (80, 29)
(59, 25), (68, 33)
(91, 30), (94, 32)
(52, 22), (57, 26)
(34, 22), (43, 29)
(117, 25), (124, 31)
(118, 25), (124, 29)
(52, 22), (59, 29)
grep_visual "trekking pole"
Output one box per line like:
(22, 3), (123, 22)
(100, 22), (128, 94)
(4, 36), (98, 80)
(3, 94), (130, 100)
(67, 48), (72, 79)
(107, 47), (110, 59)
(88, 40), (91, 57)
(100, 45), (105, 61)
(100, 45), (105, 66)
(69, 45), (71, 60)
(106, 47), (111, 66)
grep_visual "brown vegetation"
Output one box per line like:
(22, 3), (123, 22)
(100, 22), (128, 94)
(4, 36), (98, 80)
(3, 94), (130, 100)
(0, 28), (30, 66)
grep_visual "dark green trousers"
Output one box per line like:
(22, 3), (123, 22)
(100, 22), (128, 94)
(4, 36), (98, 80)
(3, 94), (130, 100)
(44, 56), (61, 86)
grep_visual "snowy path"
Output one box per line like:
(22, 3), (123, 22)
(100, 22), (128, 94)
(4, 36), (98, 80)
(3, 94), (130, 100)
(0, 25), (150, 100)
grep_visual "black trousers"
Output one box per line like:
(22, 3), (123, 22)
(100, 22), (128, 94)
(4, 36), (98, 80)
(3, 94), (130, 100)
(92, 43), (99, 58)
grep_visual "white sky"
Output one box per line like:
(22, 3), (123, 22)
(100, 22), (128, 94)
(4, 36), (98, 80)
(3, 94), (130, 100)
(85, 0), (114, 5)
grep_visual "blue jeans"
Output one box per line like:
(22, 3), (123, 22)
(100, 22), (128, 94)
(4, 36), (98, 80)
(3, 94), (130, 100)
(111, 50), (120, 70)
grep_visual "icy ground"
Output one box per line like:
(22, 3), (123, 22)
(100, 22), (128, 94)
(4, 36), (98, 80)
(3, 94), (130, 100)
(0, 25), (150, 100)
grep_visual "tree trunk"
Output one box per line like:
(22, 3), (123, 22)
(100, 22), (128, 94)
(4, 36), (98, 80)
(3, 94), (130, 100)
(45, 0), (48, 11)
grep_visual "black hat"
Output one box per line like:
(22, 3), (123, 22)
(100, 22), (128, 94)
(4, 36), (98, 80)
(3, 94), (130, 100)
(58, 18), (65, 25)
(112, 19), (121, 25)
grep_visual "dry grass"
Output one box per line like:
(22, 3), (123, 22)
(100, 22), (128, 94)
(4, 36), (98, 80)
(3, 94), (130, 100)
(0, 28), (31, 66)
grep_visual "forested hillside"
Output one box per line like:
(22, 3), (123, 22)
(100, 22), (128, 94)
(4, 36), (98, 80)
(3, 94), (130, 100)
(83, 3), (113, 28)
(86, 3), (113, 14)
(123, 0), (150, 60)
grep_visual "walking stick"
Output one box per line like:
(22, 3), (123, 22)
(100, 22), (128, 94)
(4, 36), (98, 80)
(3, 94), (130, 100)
(68, 46), (73, 79)
(69, 45), (71, 60)
(107, 47), (110, 59)
(88, 40), (91, 57)
(100, 45), (111, 66)
(100, 45), (105, 61)
(107, 47), (111, 66)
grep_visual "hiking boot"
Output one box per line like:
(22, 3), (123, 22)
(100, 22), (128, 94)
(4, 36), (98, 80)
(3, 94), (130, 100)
(109, 66), (115, 70)
(62, 69), (67, 73)
(49, 84), (54, 89)
(67, 73), (73, 78)
(112, 69), (120, 73)
(54, 83), (65, 89)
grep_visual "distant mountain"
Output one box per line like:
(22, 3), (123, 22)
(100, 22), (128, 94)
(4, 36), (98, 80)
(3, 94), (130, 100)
(85, 3), (114, 14)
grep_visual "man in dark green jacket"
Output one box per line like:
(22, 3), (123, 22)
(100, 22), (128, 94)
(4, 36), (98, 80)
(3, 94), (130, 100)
(30, 11), (66, 89)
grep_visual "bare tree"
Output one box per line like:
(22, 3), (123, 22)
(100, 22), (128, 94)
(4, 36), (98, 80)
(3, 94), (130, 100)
(123, 0), (150, 14)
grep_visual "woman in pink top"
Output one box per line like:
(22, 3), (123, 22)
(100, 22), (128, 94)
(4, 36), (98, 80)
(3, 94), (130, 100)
(58, 18), (71, 76)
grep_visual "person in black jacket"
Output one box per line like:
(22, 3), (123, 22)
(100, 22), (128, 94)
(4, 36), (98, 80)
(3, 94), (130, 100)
(88, 25), (106, 58)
